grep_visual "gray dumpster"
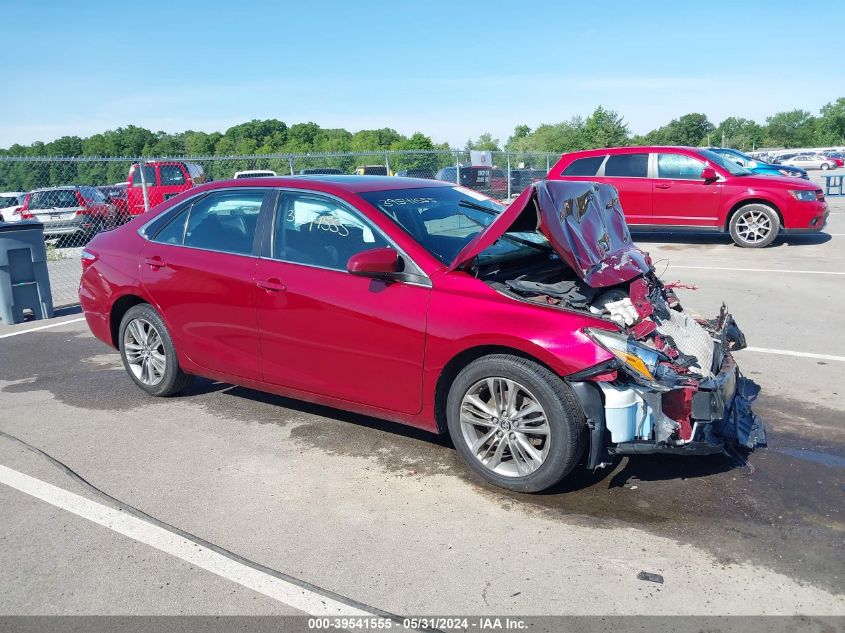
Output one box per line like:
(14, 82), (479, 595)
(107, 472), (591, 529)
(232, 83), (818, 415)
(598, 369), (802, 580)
(0, 221), (54, 324)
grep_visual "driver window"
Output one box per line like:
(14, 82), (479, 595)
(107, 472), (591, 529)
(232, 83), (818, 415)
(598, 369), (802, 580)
(273, 193), (388, 270)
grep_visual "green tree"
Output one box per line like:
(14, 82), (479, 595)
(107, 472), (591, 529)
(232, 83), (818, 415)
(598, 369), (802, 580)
(505, 117), (586, 153)
(713, 117), (764, 150)
(464, 133), (500, 152)
(582, 106), (629, 147)
(644, 113), (714, 147)
(817, 98), (845, 145)
(764, 110), (816, 147)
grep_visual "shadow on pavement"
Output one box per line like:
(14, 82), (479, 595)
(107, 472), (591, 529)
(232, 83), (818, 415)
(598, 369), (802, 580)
(632, 231), (832, 248)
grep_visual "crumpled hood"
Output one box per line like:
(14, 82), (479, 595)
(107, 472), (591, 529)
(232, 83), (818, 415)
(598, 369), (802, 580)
(449, 180), (651, 287)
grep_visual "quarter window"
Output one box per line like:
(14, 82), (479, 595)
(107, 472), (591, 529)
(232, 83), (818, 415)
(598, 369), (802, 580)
(562, 156), (604, 176)
(657, 154), (706, 180)
(273, 193), (388, 270)
(604, 153), (648, 178)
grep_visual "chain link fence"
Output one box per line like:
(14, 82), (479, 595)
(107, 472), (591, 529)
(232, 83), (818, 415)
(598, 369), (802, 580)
(0, 150), (558, 308)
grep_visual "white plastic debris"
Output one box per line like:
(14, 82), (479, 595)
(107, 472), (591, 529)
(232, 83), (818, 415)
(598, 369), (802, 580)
(604, 298), (639, 327)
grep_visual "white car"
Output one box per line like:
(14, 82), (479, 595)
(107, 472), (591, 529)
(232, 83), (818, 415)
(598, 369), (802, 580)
(781, 154), (837, 170)
(233, 169), (277, 179)
(0, 192), (26, 222)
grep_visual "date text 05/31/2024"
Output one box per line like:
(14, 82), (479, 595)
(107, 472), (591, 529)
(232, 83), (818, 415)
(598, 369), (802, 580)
(307, 616), (528, 630)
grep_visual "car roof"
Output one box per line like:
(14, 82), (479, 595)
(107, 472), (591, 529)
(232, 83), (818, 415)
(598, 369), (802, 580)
(30, 185), (81, 192)
(201, 175), (453, 194)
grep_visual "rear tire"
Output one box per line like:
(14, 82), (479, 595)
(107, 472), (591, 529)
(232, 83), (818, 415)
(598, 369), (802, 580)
(821, 162), (831, 170)
(119, 304), (191, 397)
(446, 354), (587, 493)
(729, 203), (779, 248)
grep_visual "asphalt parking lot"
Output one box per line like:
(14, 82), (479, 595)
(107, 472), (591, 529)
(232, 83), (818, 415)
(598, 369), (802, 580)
(1, 203), (844, 620)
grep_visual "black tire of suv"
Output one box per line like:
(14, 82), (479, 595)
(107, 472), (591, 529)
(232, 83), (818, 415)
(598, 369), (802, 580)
(729, 203), (780, 248)
(119, 304), (191, 397)
(446, 354), (587, 493)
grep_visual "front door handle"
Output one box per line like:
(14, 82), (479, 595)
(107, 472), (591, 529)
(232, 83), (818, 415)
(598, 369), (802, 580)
(257, 278), (287, 292)
(655, 183), (671, 189)
(144, 256), (165, 268)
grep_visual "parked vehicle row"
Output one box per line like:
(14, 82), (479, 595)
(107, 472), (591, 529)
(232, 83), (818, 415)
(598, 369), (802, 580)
(1, 145), (830, 250)
(19, 185), (120, 239)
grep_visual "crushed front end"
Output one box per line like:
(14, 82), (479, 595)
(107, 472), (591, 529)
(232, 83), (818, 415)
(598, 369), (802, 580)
(472, 180), (767, 468)
(567, 272), (767, 468)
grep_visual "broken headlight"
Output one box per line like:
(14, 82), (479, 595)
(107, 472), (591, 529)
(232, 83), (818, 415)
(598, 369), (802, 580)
(585, 328), (660, 382)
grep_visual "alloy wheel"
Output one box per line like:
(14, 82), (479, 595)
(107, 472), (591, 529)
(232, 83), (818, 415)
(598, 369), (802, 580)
(735, 209), (773, 245)
(459, 377), (550, 478)
(123, 318), (166, 386)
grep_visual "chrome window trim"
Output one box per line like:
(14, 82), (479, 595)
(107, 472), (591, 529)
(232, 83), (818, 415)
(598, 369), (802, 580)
(139, 187), (269, 258)
(138, 186), (432, 287)
(267, 187), (432, 287)
(138, 187), (258, 240)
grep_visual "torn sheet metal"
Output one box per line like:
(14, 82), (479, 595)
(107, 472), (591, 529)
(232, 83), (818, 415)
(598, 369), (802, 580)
(449, 181), (651, 287)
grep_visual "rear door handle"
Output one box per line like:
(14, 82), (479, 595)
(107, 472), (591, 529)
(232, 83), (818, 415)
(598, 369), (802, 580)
(257, 278), (287, 292)
(655, 183), (671, 189)
(144, 256), (165, 268)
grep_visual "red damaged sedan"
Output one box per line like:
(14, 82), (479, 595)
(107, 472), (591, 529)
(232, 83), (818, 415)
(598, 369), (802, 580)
(79, 176), (766, 492)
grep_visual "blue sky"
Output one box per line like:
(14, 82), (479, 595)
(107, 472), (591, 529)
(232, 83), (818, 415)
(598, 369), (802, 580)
(1, 0), (842, 147)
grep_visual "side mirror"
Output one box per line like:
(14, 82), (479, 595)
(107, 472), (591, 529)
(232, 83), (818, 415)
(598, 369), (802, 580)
(701, 167), (718, 182)
(347, 247), (401, 278)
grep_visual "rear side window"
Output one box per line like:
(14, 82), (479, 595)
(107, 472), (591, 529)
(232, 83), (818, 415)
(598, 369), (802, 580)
(131, 165), (157, 186)
(657, 154), (705, 180)
(604, 153), (648, 178)
(29, 190), (78, 209)
(160, 165), (187, 186)
(562, 156), (604, 176)
(182, 191), (264, 255)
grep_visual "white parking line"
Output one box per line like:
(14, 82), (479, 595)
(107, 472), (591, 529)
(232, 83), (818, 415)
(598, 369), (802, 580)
(0, 464), (371, 616)
(744, 347), (845, 363)
(0, 317), (86, 339)
(669, 266), (845, 275)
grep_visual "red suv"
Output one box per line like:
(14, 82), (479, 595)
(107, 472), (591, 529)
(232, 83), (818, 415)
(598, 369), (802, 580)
(548, 146), (828, 247)
(126, 161), (206, 216)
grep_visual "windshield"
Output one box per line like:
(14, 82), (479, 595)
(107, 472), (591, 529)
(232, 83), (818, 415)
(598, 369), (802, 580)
(698, 149), (753, 176)
(358, 186), (548, 264)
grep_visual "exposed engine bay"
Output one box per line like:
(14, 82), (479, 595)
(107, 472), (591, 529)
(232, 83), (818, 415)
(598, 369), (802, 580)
(469, 180), (767, 468)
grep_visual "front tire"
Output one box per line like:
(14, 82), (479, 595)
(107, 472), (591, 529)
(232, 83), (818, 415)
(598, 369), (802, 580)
(446, 354), (587, 493)
(119, 304), (191, 397)
(821, 162), (831, 170)
(729, 203), (780, 248)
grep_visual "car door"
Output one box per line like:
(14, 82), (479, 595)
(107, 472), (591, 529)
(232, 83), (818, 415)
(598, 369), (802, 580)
(594, 152), (653, 225)
(128, 164), (157, 215)
(140, 188), (269, 380)
(254, 190), (430, 414)
(652, 152), (721, 227)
